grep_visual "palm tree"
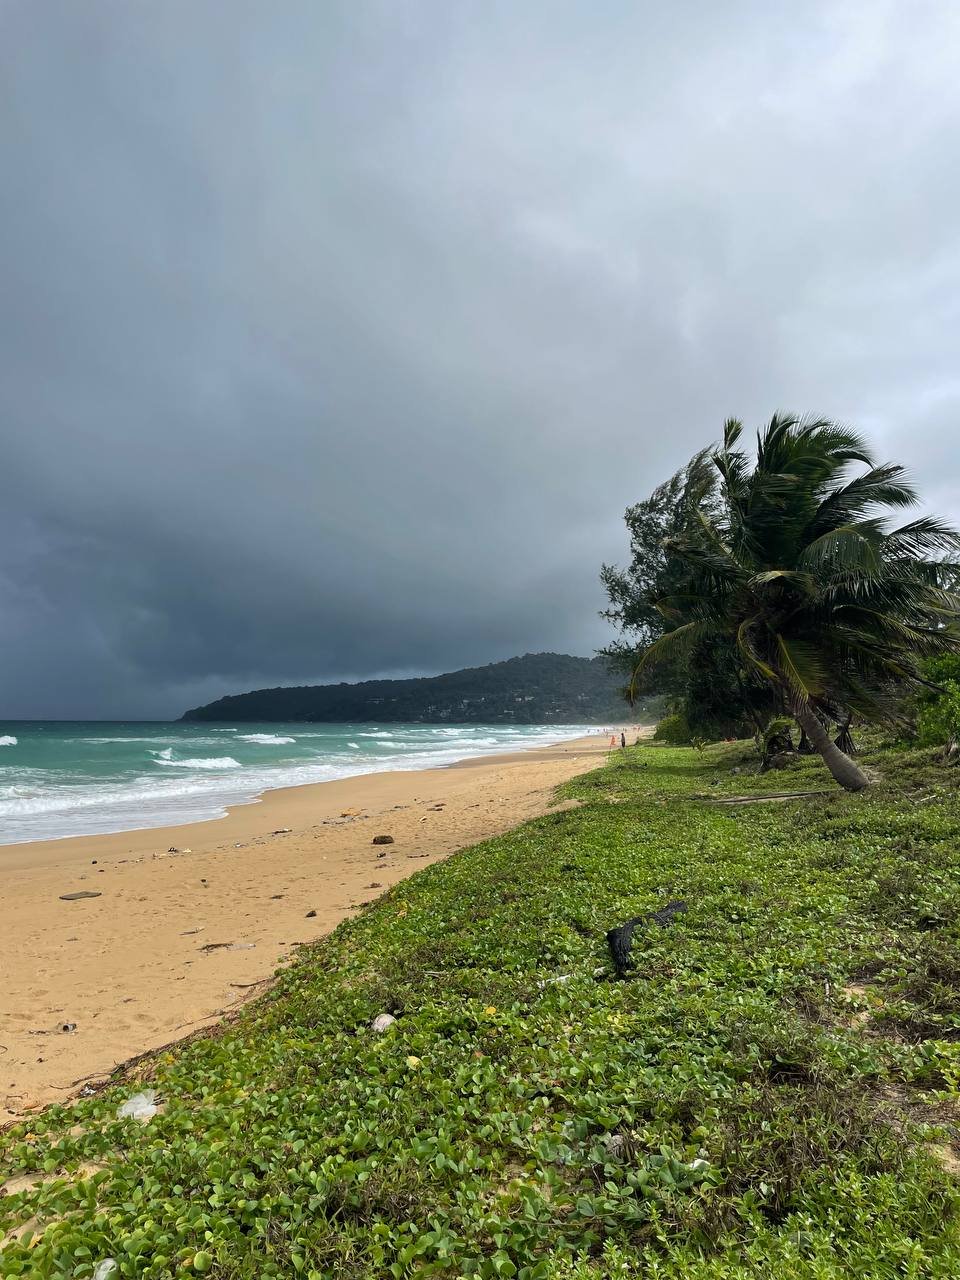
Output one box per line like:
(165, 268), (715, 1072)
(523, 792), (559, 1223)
(636, 414), (960, 790)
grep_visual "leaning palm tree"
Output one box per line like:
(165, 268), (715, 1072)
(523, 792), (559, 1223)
(636, 415), (960, 790)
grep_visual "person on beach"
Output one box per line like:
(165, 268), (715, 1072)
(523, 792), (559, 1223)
(620, 732), (626, 749)
(609, 734), (617, 746)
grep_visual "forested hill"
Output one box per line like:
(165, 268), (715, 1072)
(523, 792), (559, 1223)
(180, 653), (628, 724)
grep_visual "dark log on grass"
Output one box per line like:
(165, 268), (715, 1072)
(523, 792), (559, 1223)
(606, 900), (688, 979)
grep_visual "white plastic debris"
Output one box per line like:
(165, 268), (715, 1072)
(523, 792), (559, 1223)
(117, 1089), (158, 1122)
(93, 1260), (118, 1280)
(603, 1134), (628, 1158)
(687, 1158), (710, 1171)
(371, 1013), (396, 1033)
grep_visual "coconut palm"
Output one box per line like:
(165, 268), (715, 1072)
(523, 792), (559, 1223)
(636, 414), (960, 790)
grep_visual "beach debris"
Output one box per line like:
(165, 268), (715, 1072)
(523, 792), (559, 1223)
(117, 1089), (158, 1122)
(371, 1013), (396, 1033)
(305, 909), (317, 918)
(603, 1133), (629, 1159)
(367, 882), (383, 888)
(91, 859), (97, 864)
(272, 827), (292, 834)
(93, 1261), (119, 1280)
(200, 941), (255, 953)
(372, 834), (394, 845)
(341, 808), (362, 817)
(429, 803), (446, 810)
(59, 891), (102, 901)
(606, 900), (688, 979)
(60, 1022), (78, 1034)
(375, 851), (388, 859)
(180, 927), (203, 935)
(271, 893), (284, 899)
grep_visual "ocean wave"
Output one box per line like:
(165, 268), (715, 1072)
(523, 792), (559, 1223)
(82, 736), (177, 744)
(154, 756), (242, 770)
(0, 723), (595, 844)
(81, 736), (224, 746)
(238, 733), (297, 745)
(0, 735), (17, 746)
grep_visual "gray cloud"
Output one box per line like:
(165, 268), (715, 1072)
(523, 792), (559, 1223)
(2, 1), (959, 717)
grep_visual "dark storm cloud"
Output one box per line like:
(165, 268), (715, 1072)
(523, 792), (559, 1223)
(2, 1), (959, 717)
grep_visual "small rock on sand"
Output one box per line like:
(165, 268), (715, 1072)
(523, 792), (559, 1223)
(372, 834), (395, 845)
(59, 891), (102, 901)
(305, 909), (317, 918)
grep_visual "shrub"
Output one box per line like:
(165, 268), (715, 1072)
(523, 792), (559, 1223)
(917, 655), (960, 751)
(653, 712), (692, 744)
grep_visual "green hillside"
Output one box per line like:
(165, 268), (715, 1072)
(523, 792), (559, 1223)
(181, 653), (630, 724)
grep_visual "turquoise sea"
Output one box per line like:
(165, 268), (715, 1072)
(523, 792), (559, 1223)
(0, 721), (597, 845)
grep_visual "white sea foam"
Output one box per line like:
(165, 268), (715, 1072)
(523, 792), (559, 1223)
(0, 735), (17, 746)
(82, 736), (224, 746)
(238, 734), (297, 745)
(0, 723), (593, 844)
(154, 756), (242, 770)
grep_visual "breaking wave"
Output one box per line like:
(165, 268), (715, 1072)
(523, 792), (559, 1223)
(154, 756), (242, 770)
(0, 722), (596, 844)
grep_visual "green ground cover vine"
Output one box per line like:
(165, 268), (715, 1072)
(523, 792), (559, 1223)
(3, 741), (960, 1278)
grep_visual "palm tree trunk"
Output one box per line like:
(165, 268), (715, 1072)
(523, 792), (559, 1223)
(792, 701), (869, 792)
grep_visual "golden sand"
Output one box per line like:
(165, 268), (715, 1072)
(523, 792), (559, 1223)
(1, 728), (643, 1119)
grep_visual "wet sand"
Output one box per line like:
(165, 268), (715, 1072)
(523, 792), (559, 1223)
(1, 728), (642, 1119)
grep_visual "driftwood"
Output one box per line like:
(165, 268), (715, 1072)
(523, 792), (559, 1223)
(606, 900), (688, 979)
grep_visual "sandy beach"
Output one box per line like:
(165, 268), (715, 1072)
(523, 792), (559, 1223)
(1, 728), (639, 1120)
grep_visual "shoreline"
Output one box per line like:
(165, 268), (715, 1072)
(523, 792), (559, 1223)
(1, 726), (642, 1119)
(0, 726), (612, 872)
(0, 723), (601, 854)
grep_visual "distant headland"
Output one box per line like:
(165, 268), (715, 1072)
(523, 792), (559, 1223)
(180, 652), (629, 724)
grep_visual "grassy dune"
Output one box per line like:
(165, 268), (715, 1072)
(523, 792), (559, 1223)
(3, 742), (960, 1277)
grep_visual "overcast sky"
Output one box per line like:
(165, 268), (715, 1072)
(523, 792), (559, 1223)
(2, 1), (959, 718)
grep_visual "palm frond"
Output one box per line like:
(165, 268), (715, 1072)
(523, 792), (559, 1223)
(735, 617), (777, 681)
(775, 635), (826, 703)
(628, 621), (706, 702)
(798, 525), (883, 574)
